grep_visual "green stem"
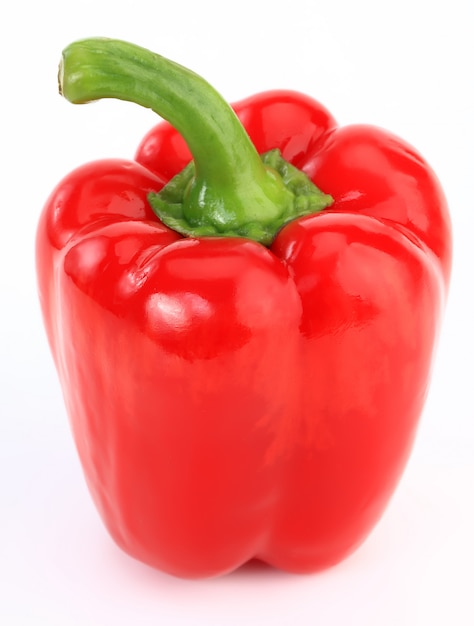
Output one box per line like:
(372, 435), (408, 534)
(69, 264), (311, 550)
(59, 38), (333, 244)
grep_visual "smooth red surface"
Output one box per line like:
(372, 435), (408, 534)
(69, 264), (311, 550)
(36, 90), (451, 578)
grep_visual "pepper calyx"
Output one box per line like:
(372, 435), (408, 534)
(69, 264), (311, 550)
(149, 149), (333, 245)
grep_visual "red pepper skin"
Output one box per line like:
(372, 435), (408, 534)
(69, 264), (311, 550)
(37, 90), (451, 578)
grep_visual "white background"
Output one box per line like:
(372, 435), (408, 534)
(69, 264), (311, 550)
(1, 1), (473, 624)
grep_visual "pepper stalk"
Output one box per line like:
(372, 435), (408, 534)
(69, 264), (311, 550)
(59, 37), (333, 245)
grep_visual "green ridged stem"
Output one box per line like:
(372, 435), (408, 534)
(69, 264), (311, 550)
(59, 37), (333, 245)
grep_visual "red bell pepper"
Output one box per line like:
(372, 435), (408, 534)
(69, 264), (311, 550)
(37, 38), (452, 579)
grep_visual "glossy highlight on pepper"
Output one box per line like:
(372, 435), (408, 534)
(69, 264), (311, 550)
(37, 38), (452, 579)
